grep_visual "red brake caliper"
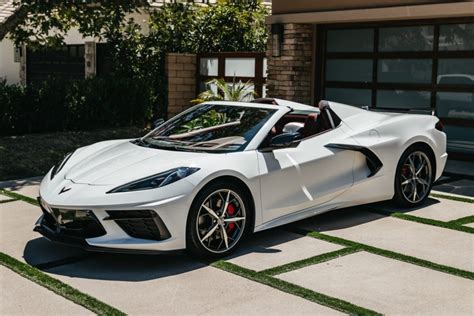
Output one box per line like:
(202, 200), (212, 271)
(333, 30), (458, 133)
(226, 204), (236, 233)
(402, 165), (410, 178)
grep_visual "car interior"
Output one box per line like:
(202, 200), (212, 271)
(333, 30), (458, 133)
(253, 98), (341, 149)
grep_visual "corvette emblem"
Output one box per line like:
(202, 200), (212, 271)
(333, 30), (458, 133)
(59, 187), (71, 194)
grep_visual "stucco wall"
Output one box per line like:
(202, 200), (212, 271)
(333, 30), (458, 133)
(0, 38), (20, 84)
(0, 9), (151, 85)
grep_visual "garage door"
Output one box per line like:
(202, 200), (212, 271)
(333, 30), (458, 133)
(318, 20), (474, 155)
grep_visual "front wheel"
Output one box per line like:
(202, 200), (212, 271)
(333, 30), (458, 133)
(186, 181), (251, 258)
(393, 146), (434, 207)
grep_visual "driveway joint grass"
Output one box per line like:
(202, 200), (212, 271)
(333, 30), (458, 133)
(0, 252), (125, 316)
(0, 198), (17, 204)
(260, 247), (360, 276)
(0, 189), (38, 206)
(366, 208), (474, 234)
(430, 193), (473, 204)
(302, 230), (474, 280)
(212, 260), (382, 316)
(449, 215), (474, 226)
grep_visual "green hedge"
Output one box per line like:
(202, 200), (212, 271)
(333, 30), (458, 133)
(0, 77), (154, 136)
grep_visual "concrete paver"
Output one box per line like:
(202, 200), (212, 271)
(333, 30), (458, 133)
(47, 253), (341, 315)
(0, 266), (92, 315)
(6, 183), (40, 199)
(295, 208), (474, 272)
(373, 197), (474, 222)
(278, 251), (474, 315)
(0, 194), (13, 201)
(464, 222), (474, 228)
(2, 182), (473, 315)
(0, 200), (86, 266)
(227, 230), (343, 271)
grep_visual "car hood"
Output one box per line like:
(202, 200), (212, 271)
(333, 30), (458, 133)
(64, 140), (206, 186)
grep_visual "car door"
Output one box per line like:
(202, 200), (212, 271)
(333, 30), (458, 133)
(257, 126), (355, 224)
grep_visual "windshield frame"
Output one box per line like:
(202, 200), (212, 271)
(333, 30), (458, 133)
(138, 102), (281, 153)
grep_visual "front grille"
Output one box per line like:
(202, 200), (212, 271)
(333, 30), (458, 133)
(105, 210), (171, 241)
(38, 198), (106, 239)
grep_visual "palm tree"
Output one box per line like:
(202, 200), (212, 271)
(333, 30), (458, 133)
(192, 77), (256, 104)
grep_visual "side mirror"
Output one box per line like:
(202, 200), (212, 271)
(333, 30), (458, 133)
(262, 132), (301, 152)
(153, 118), (165, 128)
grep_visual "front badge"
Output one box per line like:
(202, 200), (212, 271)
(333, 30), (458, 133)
(59, 187), (71, 194)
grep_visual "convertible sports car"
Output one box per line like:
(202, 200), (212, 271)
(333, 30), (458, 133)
(35, 99), (447, 257)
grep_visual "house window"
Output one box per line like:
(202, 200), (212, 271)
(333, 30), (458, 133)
(319, 19), (474, 154)
(27, 44), (85, 83)
(197, 52), (266, 99)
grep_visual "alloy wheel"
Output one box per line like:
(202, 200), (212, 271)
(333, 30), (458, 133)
(196, 189), (246, 254)
(400, 151), (432, 204)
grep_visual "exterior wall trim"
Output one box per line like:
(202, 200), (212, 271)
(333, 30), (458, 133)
(266, 2), (474, 24)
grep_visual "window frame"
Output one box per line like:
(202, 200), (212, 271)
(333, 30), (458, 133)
(197, 52), (266, 99)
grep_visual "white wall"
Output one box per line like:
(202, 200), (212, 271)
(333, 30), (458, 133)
(0, 9), (150, 85)
(0, 38), (20, 84)
(62, 9), (150, 44)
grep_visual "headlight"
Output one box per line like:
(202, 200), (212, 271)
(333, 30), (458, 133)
(107, 167), (200, 193)
(50, 151), (73, 180)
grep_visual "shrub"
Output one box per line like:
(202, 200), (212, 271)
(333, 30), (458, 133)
(0, 77), (153, 136)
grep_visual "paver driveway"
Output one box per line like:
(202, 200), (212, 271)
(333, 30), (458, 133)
(1, 181), (473, 315)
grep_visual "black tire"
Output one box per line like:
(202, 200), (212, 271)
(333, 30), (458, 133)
(186, 180), (252, 258)
(393, 144), (435, 208)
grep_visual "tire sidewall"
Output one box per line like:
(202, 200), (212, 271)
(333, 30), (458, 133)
(394, 145), (434, 207)
(186, 180), (252, 258)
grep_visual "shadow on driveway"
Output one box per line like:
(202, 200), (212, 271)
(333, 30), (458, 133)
(23, 206), (389, 282)
(0, 177), (41, 191)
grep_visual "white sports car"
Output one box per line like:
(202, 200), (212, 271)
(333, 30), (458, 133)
(35, 99), (447, 257)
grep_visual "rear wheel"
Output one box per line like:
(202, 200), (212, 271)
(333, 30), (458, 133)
(393, 146), (434, 207)
(186, 181), (250, 258)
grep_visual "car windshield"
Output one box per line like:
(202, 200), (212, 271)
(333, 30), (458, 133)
(138, 103), (276, 153)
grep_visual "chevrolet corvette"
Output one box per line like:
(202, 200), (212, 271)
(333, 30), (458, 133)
(35, 99), (447, 257)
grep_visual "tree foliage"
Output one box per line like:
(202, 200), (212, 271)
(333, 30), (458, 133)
(6, 0), (268, 120)
(10, 0), (144, 48)
(9, 0), (268, 51)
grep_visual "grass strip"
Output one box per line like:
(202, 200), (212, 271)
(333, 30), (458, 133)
(212, 260), (381, 316)
(0, 252), (126, 316)
(306, 231), (474, 280)
(390, 212), (474, 234)
(0, 189), (38, 206)
(0, 198), (17, 204)
(449, 215), (474, 226)
(367, 208), (474, 234)
(430, 193), (473, 204)
(261, 247), (359, 276)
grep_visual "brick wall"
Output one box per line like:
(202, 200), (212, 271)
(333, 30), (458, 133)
(266, 23), (313, 105)
(165, 53), (197, 117)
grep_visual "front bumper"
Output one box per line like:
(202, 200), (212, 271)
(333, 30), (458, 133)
(34, 215), (172, 255)
(35, 195), (187, 254)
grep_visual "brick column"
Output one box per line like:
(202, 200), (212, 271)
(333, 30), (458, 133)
(266, 23), (313, 105)
(84, 41), (96, 79)
(165, 53), (197, 118)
